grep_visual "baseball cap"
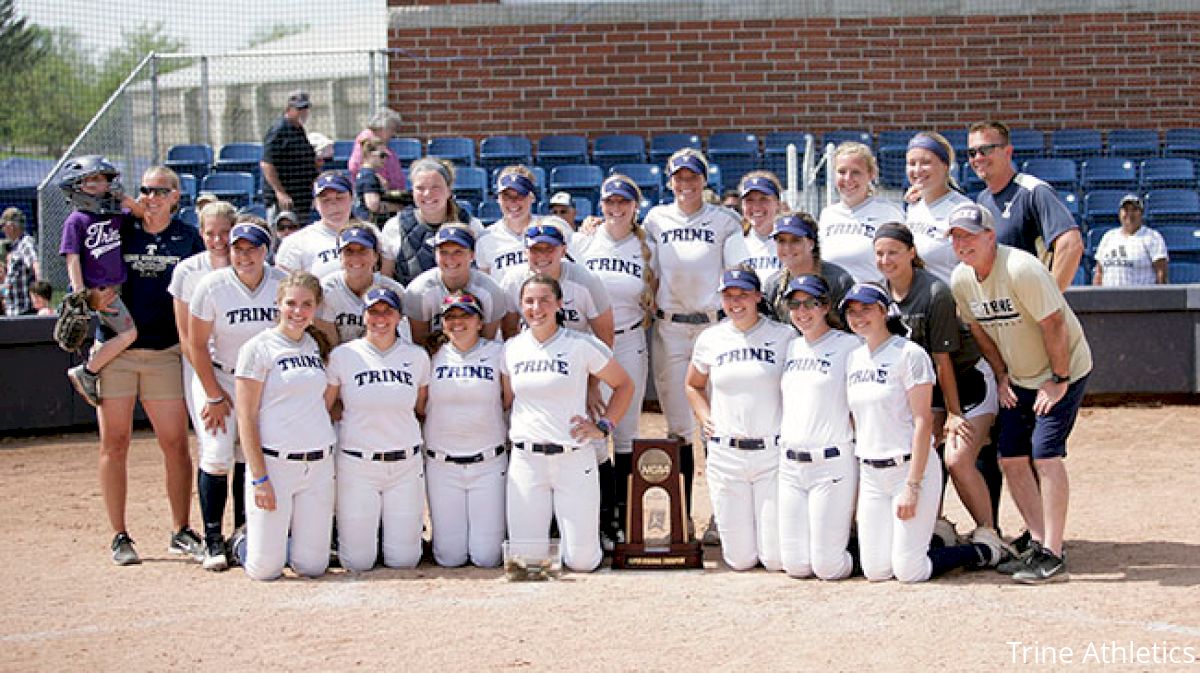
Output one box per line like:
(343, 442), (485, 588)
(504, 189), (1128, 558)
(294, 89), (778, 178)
(771, 214), (816, 240)
(313, 172), (353, 197)
(718, 268), (761, 293)
(230, 222), (271, 247)
(525, 218), (569, 247)
(272, 210), (299, 229)
(439, 292), (484, 318)
(601, 177), (639, 201)
(667, 154), (707, 177)
(497, 173), (536, 197)
(339, 225), (378, 250)
(1120, 193), (1143, 209)
(364, 286), (402, 311)
(785, 274), (830, 301)
(1, 207), (26, 225)
(839, 283), (891, 312)
(740, 176), (779, 199)
(548, 191), (574, 208)
(946, 203), (995, 236)
(433, 225), (475, 250)
(287, 90), (311, 110)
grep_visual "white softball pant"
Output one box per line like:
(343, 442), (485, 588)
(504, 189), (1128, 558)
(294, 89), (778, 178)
(190, 367), (244, 474)
(650, 320), (707, 440)
(506, 445), (601, 573)
(607, 327), (648, 455)
(706, 439), (781, 571)
(243, 451), (335, 581)
(856, 453), (943, 583)
(777, 445), (858, 580)
(336, 448), (426, 571)
(425, 450), (507, 568)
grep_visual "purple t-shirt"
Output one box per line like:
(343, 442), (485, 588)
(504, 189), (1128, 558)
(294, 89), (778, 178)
(59, 210), (132, 289)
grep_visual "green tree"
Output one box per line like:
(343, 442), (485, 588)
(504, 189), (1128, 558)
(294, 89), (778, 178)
(0, 0), (44, 69)
(5, 27), (98, 155)
(247, 22), (310, 49)
(96, 21), (189, 98)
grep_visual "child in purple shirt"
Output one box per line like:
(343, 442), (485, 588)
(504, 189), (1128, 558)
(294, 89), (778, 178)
(57, 156), (144, 407)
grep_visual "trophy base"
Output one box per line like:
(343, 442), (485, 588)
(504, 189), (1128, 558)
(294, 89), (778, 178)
(611, 542), (704, 570)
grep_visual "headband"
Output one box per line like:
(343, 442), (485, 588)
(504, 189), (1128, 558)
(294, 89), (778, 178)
(907, 134), (950, 166)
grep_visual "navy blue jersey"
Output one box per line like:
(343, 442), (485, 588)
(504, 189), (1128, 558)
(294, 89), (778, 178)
(116, 217), (204, 349)
(976, 173), (1076, 262)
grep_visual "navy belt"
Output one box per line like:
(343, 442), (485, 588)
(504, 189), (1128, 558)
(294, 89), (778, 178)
(860, 454), (912, 468)
(710, 436), (773, 450)
(342, 447), (419, 462)
(655, 309), (724, 325)
(515, 442), (574, 455)
(614, 319), (644, 335)
(262, 446), (329, 461)
(212, 361), (228, 372)
(426, 445), (506, 464)
(786, 447), (841, 462)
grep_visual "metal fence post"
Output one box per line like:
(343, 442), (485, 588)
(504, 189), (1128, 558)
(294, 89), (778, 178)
(201, 56), (211, 148)
(368, 50), (377, 113)
(150, 53), (160, 163)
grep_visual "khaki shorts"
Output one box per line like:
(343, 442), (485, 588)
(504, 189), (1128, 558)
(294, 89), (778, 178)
(100, 345), (184, 401)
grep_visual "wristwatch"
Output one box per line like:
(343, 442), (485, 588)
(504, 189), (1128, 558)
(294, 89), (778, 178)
(1050, 372), (1070, 384)
(595, 417), (613, 437)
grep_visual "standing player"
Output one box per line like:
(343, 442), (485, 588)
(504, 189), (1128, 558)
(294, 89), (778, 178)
(572, 175), (657, 546)
(818, 142), (905, 285)
(644, 148), (750, 542)
(235, 271), (337, 581)
(403, 225), (509, 344)
(476, 167), (545, 283)
(313, 224), (408, 346)
(505, 274), (634, 572)
(738, 171), (786, 285)
(188, 221), (284, 570)
(777, 275), (858, 580)
(967, 121), (1084, 291)
(904, 132), (973, 284)
(424, 293), (513, 567)
(685, 268), (793, 570)
(842, 282), (1002, 582)
(948, 203), (1092, 584)
(275, 172), (358, 278)
(761, 213), (855, 325)
(326, 287), (431, 570)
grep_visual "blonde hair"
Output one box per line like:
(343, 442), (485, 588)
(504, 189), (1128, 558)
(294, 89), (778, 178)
(908, 131), (960, 193)
(666, 147), (709, 175)
(832, 142), (879, 197)
(199, 201), (237, 230)
(737, 169), (788, 234)
(603, 174), (657, 324)
(277, 271), (333, 361)
(142, 165), (182, 213)
(498, 164), (537, 183)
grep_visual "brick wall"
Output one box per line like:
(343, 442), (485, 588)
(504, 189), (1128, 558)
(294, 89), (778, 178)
(387, 10), (1198, 140)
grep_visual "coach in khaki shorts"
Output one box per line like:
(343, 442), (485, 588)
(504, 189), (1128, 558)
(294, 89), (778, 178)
(947, 203), (1091, 585)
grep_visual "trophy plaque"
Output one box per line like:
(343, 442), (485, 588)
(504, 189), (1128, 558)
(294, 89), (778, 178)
(612, 438), (703, 569)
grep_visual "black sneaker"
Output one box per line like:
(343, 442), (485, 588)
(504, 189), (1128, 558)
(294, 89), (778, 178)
(202, 536), (229, 572)
(1009, 529), (1033, 555)
(997, 540), (1041, 575)
(67, 365), (101, 407)
(1013, 547), (1069, 584)
(111, 532), (141, 566)
(227, 525), (247, 567)
(168, 526), (204, 561)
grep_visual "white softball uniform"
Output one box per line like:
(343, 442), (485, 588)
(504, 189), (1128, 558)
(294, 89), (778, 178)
(274, 220), (342, 278)
(505, 327), (613, 572)
(403, 267), (508, 334)
(777, 329), (860, 580)
(644, 202), (750, 439)
(327, 338), (431, 570)
(236, 329), (336, 581)
(168, 251), (218, 439)
(818, 195), (905, 285)
(1094, 226), (1168, 287)
(318, 272), (411, 344)
(743, 227), (781, 286)
(575, 227), (650, 454)
(477, 217), (581, 284)
(424, 338), (509, 567)
(500, 260), (612, 335)
(846, 335), (942, 583)
(189, 266), (285, 473)
(379, 214), (486, 264)
(905, 190), (973, 284)
(691, 318), (793, 571)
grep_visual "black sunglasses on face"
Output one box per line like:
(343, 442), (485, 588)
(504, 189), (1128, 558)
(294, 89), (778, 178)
(966, 143), (1006, 159)
(139, 186), (174, 196)
(786, 298), (823, 310)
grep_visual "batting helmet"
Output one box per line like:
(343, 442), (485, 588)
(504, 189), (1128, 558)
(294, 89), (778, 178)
(58, 155), (124, 215)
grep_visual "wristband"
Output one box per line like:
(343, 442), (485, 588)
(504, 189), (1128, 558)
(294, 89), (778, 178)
(595, 417), (613, 437)
(206, 396), (226, 405)
(251, 474), (270, 486)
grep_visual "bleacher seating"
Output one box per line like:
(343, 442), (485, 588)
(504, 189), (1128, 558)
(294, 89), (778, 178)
(478, 200), (502, 225)
(1051, 129), (1103, 161)
(536, 135), (589, 170)
(178, 174), (198, 207)
(178, 206), (198, 228)
(164, 144), (213, 180)
(1107, 129), (1160, 159)
(959, 161), (985, 195)
(1022, 158), (1079, 193)
(1144, 189), (1200, 227)
(1169, 260), (1200, 284)
(592, 135), (647, 173)
(1080, 158), (1138, 192)
(939, 129), (969, 159)
(456, 200), (475, 220)
(1158, 225), (1200, 259)
(200, 172), (256, 208)
(239, 203), (268, 220)
(1140, 158), (1196, 190)
(214, 143), (263, 194)
(821, 130), (872, 152)
(1085, 225), (1115, 258)
(706, 133), (761, 191)
(549, 164), (604, 203)
(1008, 129), (1046, 162)
(1059, 191), (1082, 226)
(649, 134), (702, 165)
(1083, 190), (1128, 229)
(609, 163), (663, 204)
(427, 137), (475, 166)
(1164, 129), (1200, 161)
(877, 130), (919, 190)
(763, 132), (813, 178)
(452, 166), (488, 205)
(329, 140), (354, 171)
(388, 138), (423, 166)
(479, 136), (533, 173)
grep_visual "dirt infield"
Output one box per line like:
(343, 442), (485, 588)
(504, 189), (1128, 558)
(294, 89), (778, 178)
(1, 406), (1197, 672)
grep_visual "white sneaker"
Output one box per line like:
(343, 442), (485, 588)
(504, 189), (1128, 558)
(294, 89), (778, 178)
(202, 537), (228, 572)
(701, 515), (721, 546)
(933, 517), (960, 548)
(969, 526), (1004, 568)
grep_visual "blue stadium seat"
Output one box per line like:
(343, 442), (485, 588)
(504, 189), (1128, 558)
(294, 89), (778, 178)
(478, 200), (502, 225)
(200, 172), (256, 208)
(1144, 189), (1200, 227)
(544, 196), (593, 225)
(1071, 264), (1090, 286)
(763, 131), (814, 179)
(708, 164), (723, 192)
(178, 206), (198, 228)
(536, 135), (589, 170)
(215, 143), (263, 193)
(960, 161), (985, 196)
(638, 198), (655, 221)
(1008, 129), (1046, 163)
(1169, 260), (1200, 284)
(1058, 191), (1082, 226)
(1164, 129), (1200, 161)
(1106, 129), (1159, 159)
(164, 144), (213, 180)
(939, 129), (969, 159)
(1085, 225), (1115, 257)
(592, 135), (647, 173)
(452, 166), (488, 205)
(877, 130), (920, 190)
(1157, 225), (1200, 259)
(1140, 158), (1196, 190)
(1083, 190), (1127, 229)
(1051, 129), (1103, 161)
(706, 133), (761, 191)
(609, 163), (663, 204)
(821, 130), (872, 152)
(649, 133), (702, 165)
(427, 137), (475, 166)
(1022, 159), (1078, 193)
(388, 138), (423, 166)
(479, 135), (533, 173)
(549, 164), (604, 203)
(456, 200), (475, 220)
(1080, 158), (1138, 192)
(328, 140), (354, 171)
(178, 174), (198, 207)
(490, 166), (546, 202)
(239, 203), (268, 220)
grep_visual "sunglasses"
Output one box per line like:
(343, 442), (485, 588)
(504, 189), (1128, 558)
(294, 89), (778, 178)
(374, 151), (389, 159)
(966, 143), (1006, 159)
(139, 186), (175, 196)
(786, 298), (823, 310)
(525, 225), (565, 242)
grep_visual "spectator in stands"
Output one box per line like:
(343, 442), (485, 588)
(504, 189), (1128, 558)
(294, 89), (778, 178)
(31, 280), (55, 315)
(353, 137), (398, 226)
(721, 189), (741, 214)
(548, 191), (577, 229)
(1093, 194), (1168, 286)
(348, 107), (408, 192)
(1, 207), (39, 316)
(261, 90), (318, 227)
(308, 132), (335, 172)
(968, 121), (1083, 291)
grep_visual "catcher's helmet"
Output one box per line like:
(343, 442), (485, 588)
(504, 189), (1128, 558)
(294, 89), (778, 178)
(58, 155), (124, 215)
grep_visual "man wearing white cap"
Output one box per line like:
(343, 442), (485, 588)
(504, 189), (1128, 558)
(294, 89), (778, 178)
(547, 191), (578, 229)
